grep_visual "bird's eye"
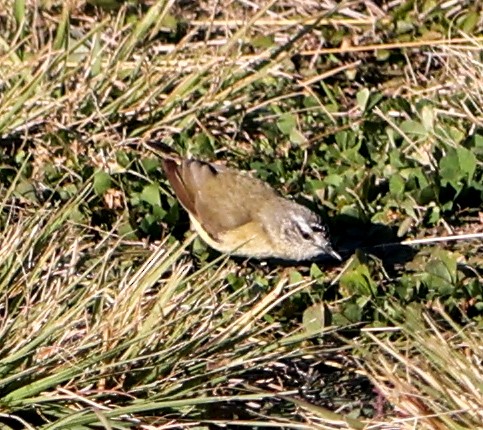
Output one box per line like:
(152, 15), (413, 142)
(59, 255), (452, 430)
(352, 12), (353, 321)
(300, 230), (311, 240)
(294, 224), (312, 240)
(291, 216), (315, 241)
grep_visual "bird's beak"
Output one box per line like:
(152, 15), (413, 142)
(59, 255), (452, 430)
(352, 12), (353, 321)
(314, 237), (342, 261)
(328, 248), (342, 261)
(318, 243), (342, 261)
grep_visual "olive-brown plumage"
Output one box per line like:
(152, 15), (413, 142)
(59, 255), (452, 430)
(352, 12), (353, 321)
(162, 158), (340, 261)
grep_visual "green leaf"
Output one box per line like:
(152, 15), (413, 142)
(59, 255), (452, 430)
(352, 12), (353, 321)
(14, 0), (25, 26)
(439, 147), (476, 188)
(14, 178), (37, 202)
(116, 150), (131, 168)
(423, 250), (458, 296)
(289, 128), (307, 146)
(426, 205), (441, 224)
(118, 220), (138, 240)
(227, 273), (245, 290)
(277, 113), (296, 135)
(69, 205), (85, 223)
(160, 13), (178, 31)
(152, 204), (167, 220)
(366, 91), (384, 111)
(93, 171), (111, 196)
(397, 217), (413, 237)
(310, 263), (324, 279)
(192, 236), (208, 257)
(439, 149), (460, 185)
(303, 95), (319, 108)
(418, 185), (437, 205)
(460, 10), (479, 33)
(303, 303), (330, 334)
(375, 49), (390, 61)
(323, 174), (344, 187)
(342, 302), (363, 323)
(193, 133), (215, 156)
(389, 174), (405, 197)
(251, 35), (274, 48)
(60, 183), (78, 200)
(447, 126), (466, 144)
(340, 264), (377, 297)
(356, 88), (370, 112)
(400, 120), (427, 137)
(420, 105), (435, 132)
(456, 147), (476, 182)
(141, 157), (160, 173)
(90, 32), (102, 77)
(289, 270), (303, 284)
(141, 183), (161, 207)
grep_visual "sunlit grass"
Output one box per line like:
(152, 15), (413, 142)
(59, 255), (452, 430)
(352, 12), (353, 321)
(359, 304), (483, 430)
(0, 0), (482, 428)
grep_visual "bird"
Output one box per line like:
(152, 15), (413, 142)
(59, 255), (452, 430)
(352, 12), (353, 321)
(162, 157), (341, 262)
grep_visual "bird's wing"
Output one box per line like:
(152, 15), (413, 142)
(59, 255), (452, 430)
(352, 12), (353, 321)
(163, 159), (271, 240)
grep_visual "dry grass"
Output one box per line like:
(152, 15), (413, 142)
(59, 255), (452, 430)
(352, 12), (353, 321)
(0, 0), (482, 428)
(360, 304), (483, 430)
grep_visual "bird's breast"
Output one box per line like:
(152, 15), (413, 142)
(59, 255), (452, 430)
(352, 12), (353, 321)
(189, 214), (276, 258)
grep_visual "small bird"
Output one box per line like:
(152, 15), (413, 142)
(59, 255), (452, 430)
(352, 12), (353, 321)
(162, 157), (341, 262)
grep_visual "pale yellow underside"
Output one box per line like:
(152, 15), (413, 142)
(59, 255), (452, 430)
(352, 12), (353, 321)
(189, 214), (274, 258)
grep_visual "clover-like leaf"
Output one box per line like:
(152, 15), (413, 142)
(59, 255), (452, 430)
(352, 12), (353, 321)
(303, 303), (330, 334)
(93, 171), (111, 196)
(141, 183), (161, 207)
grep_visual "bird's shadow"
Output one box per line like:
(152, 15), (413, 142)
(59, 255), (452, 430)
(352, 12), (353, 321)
(330, 213), (416, 267)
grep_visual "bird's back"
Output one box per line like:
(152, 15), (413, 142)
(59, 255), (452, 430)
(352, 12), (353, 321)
(163, 159), (279, 240)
